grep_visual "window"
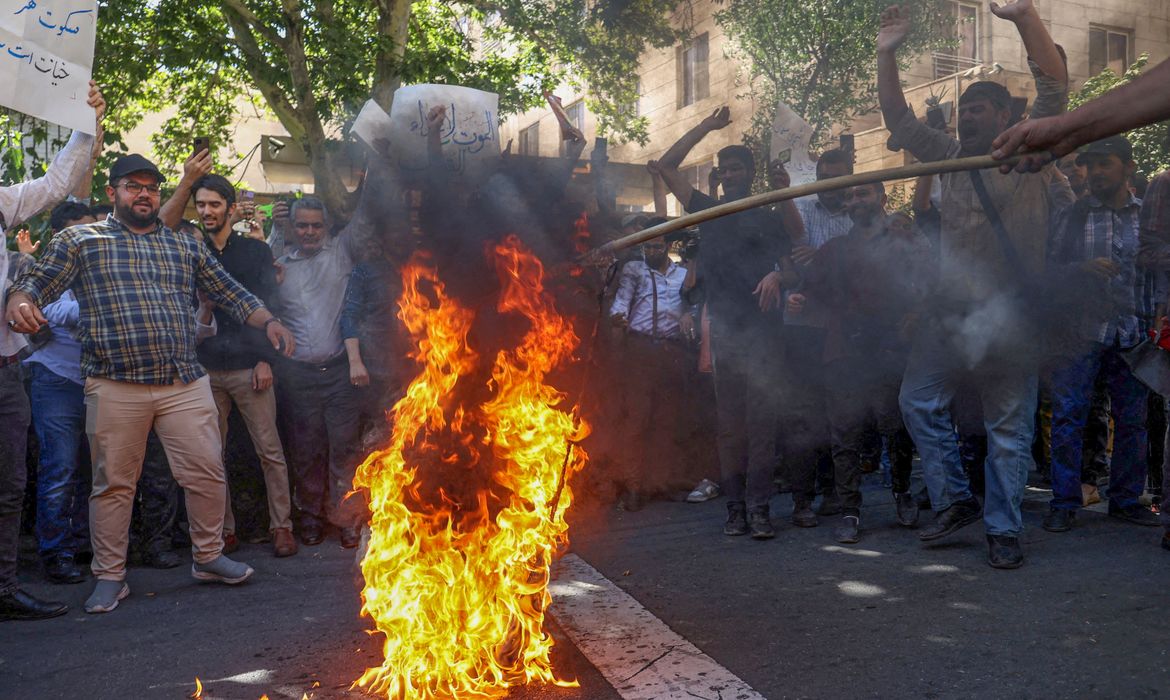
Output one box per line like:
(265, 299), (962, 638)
(560, 101), (585, 156)
(621, 80), (641, 118)
(933, 1), (980, 78)
(519, 122), (539, 156)
(1089, 26), (1132, 76)
(680, 160), (715, 195)
(678, 33), (709, 107)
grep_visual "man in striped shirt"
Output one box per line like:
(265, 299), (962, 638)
(1044, 136), (1161, 533)
(6, 154), (296, 614)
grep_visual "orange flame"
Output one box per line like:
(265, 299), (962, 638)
(354, 234), (588, 698)
(191, 678), (203, 699)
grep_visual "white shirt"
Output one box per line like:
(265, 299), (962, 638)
(610, 260), (689, 339)
(0, 131), (93, 356)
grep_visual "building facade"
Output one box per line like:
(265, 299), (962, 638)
(498, 0), (1170, 213)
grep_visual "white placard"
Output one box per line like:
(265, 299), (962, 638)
(351, 99), (394, 152)
(387, 84), (499, 181)
(769, 99), (817, 187)
(0, 1), (97, 133)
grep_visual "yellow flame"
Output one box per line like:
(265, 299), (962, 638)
(354, 235), (588, 698)
(191, 677), (203, 699)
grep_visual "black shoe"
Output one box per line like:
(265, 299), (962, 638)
(299, 520), (325, 546)
(918, 499), (982, 542)
(723, 502), (748, 536)
(790, 501), (818, 528)
(1108, 502), (1160, 527)
(618, 489), (644, 512)
(748, 508), (775, 540)
(1042, 508), (1076, 533)
(0, 589), (68, 621)
(44, 555), (87, 584)
(986, 534), (1024, 569)
(833, 515), (861, 544)
(142, 547), (182, 569)
(894, 492), (919, 528)
(339, 526), (361, 549)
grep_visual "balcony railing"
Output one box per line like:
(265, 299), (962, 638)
(932, 52), (981, 79)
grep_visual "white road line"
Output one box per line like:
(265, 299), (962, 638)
(550, 554), (766, 700)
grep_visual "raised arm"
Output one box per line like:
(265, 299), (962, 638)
(160, 148), (212, 231)
(995, 57), (1170, 171)
(876, 6), (912, 130)
(990, 0), (1066, 86)
(655, 108), (732, 209)
(0, 83), (103, 227)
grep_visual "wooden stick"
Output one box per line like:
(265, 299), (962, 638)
(587, 153), (1029, 257)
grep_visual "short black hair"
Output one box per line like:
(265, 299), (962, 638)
(49, 201), (92, 232)
(90, 204), (114, 218)
(817, 149), (852, 178)
(717, 145), (755, 176)
(192, 174), (236, 207)
(960, 81), (1012, 111)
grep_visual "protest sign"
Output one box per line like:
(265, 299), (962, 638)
(386, 84), (499, 182)
(0, 0), (98, 133)
(770, 100), (817, 187)
(351, 99), (395, 154)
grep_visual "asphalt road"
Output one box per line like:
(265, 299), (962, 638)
(2, 481), (1167, 700)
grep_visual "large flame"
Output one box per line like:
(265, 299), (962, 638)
(354, 234), (589, 698)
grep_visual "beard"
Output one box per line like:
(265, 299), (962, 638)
(115, 200), (159, 229)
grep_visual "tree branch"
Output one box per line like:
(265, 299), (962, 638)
(220, 0), (287, 49)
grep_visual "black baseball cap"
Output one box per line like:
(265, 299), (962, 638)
(109, 154), (164, 184)
(1076, 135), (1134, 165)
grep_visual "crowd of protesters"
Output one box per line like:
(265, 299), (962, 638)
(4, 0), (1170, 625)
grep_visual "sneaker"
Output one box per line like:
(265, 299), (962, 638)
(815, 493), (842, 516)
(918, 498), (982, 542)
(686, 479), (721, 503)
(1042, 507), (1076, 533)
(748, 508), (775, 539)
(723, 502), (748, 536)
(790, 501), (818, 528)
(986, 534), (1024, 569)
(834, 515), (861, 544)
(191, 555), (255, 584)
(1108, 502), (1160, 527)
(893, 492), (919, 528)
(84, 580), (129, 614)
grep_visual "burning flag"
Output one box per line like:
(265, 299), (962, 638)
(354, 234), (589, 698)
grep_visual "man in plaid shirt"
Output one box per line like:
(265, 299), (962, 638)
(1044, 136), (1162, 534)
(5, 154), (296, 614)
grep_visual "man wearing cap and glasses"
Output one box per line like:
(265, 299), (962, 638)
(0, 82), (104, 622)
(5, 151), (297, 614)
(1043, 135), (1162, 534)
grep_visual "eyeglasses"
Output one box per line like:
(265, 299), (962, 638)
(117, 182), (162, 195)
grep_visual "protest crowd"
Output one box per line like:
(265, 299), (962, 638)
(4, 0), (1170, 624)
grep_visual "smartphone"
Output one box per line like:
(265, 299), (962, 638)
(193, 136), (211, 156)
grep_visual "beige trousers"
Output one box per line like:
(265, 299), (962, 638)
(85, 375), (225, 581)
(209, 368), (293, 533)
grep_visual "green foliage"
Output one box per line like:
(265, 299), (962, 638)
(89, 0), (680, 214)
(716, 0), (950, 184)
(1069, 54), (1170, 179)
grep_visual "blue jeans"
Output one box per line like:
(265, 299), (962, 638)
(1049, 343), (1148, 511)
(28, 363), (89, 560)
(899, 325), (1038, 536)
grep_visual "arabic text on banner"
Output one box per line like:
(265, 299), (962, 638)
(770, 100), (817, 188)
(387, 84), (500, 182)
(0, 0), (97, 133)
